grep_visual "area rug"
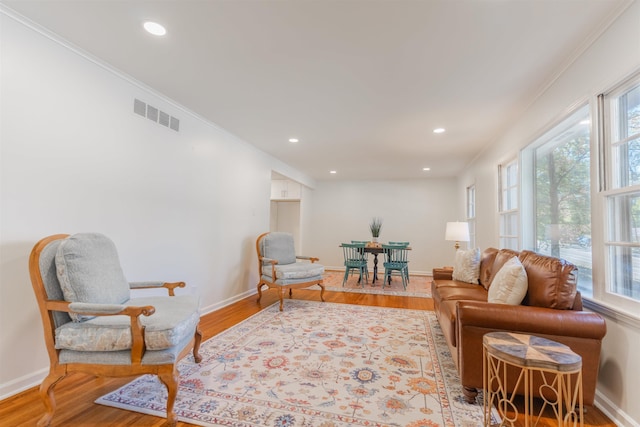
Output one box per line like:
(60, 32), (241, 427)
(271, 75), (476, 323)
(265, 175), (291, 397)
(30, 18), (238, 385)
(96, 301), (497, 426)
(323, 270), (432, 298)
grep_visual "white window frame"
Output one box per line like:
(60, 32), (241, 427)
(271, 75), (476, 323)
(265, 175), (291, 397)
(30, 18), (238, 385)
(599, 73), (640, 315)
(498, 159), (519, 250)
(521, 104), (593, 296)
(466, 184), (476, 248)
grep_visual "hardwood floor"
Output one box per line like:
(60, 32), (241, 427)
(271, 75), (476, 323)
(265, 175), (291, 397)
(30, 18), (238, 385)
(0, 288), (615, 426)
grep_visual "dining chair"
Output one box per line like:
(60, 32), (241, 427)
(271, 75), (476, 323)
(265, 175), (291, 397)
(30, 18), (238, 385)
(341, 242), (369, 287)
(382, 243), (410, 289)
(387, 241), (410, 283)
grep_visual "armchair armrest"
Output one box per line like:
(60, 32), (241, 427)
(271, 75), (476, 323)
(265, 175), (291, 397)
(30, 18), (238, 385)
(68, 302), (155, 317)
(49, 300), (156, 364)
(297, 255), (320, 263)
(130, 281), (186, 296)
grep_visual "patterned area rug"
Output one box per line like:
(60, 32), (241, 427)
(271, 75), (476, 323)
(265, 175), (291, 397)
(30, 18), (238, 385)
(96, 301), (497, 426)
(323, 270), (432, 298)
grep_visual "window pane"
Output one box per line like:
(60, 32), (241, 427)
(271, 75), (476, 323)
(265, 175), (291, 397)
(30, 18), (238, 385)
(534, 106), (591, 294)
(621, 84), (640, 138)
(613, 137), (640, 187)
(608, 245), (640, 300)
(607, 192), (640, 243)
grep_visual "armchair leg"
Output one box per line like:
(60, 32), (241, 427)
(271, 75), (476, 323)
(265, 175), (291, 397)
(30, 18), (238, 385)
(256, 282), (265, 304)
(37, 370), (66, 427)
(193, 327), (203, 363)
(319, 283), (325, 302)
(158, 370), (180, 427)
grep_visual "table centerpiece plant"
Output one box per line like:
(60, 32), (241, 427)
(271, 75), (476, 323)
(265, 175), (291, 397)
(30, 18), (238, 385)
(370, 217), (383, 243)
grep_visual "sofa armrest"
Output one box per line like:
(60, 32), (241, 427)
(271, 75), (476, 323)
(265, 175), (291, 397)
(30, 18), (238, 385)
(432, 267), (453, 280)
(455, 300), (606, 406)
(456, 300), (606, 339)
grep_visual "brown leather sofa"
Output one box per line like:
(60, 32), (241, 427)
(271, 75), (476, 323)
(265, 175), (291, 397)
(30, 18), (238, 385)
(431, 247), (606, 406)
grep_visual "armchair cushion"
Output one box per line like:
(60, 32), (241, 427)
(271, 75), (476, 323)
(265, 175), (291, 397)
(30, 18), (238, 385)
(261, 232), (296, 265)
(55, 295), (200, 352)
(262, 263), (325, 280)
(55, 233), (130, 321)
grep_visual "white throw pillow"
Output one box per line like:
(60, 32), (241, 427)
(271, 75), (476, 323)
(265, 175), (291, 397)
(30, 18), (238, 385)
(487, 256), (528, 305)
(452, 248), (480, 284)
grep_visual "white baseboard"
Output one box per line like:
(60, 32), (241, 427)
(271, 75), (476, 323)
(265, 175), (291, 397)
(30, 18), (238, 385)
(595, 389), (640, 427)
(0, 366), (49, 401)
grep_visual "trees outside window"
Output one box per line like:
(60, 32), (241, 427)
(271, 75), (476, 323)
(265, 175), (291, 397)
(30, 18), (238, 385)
(528, 105), (592, 295)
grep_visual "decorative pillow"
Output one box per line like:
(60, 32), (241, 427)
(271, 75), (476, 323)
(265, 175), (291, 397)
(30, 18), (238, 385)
(487, 256), (528, 305)
(55, 233), (131, 322)
(452, 248), (480, 284)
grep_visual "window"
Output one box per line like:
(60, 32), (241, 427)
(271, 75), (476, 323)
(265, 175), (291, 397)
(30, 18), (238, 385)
(467, 185), (476, 248)
(603, 77), (640, 308)
(525, 105), (592, 296)
(499, 160), (518, 249)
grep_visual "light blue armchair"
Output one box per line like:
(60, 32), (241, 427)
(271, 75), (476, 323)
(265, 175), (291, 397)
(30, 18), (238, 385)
(28, 233), (202, 427)
(256, 232), (325, 311)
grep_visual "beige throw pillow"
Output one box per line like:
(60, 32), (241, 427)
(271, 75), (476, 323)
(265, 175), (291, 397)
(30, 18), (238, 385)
(487, 256), (528, 305)
(452, 248), (480, 284)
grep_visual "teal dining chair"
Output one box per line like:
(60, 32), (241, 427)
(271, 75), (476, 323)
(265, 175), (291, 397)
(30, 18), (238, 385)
(382, 243), (410, 289)
(387, 242), (410, 283)
(341, 242), (369, 287)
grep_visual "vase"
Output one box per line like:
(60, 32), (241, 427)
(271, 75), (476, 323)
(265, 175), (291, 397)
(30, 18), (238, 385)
(372, 237), (379, 243)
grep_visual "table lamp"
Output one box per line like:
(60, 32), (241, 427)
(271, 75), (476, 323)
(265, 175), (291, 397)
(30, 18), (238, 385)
(445, 221), (470, 250)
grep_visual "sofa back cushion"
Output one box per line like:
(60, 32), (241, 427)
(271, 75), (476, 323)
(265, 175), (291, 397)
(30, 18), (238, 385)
(478, 247), (499, 290)
(519, 250), (577, 309)
(485, 248), (520, 289)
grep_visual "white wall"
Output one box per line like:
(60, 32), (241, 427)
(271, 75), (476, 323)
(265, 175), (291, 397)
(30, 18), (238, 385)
(304, 178), (460, 273)
(459, 2), (640, 425)
(0, 11), (313, 398)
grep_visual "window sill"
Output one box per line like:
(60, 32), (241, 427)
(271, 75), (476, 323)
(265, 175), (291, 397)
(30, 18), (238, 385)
(583, 297), (640, 329)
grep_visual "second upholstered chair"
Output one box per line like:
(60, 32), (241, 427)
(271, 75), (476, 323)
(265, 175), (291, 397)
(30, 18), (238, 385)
(256, 232), (325, 311)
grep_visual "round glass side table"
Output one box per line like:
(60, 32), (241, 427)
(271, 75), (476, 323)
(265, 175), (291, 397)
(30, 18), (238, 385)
(483, 332), (583, 427)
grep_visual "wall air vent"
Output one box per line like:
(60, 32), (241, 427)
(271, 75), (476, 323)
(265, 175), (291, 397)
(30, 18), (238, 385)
(133, 98), (180, 132)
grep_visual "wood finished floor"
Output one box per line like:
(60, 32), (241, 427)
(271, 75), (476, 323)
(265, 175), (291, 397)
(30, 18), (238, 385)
(0, 288), (616, 427)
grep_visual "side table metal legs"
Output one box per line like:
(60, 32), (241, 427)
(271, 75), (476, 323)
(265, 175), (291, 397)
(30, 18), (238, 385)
(483, 333), (583, 427)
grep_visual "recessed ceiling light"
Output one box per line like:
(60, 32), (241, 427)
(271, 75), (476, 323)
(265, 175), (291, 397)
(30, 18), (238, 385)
(143, 21), (167, 36)
(423, 167), (431, 171)
(433, 128), (446, 134)
(330, 170), (337, 174)
(289, 138), (299, 143)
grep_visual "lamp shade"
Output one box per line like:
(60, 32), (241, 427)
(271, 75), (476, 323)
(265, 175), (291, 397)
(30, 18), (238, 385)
(445, 221), (470, 242)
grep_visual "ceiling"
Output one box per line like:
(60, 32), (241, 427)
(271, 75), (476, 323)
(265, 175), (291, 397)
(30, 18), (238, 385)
(3, 0), (631, 180)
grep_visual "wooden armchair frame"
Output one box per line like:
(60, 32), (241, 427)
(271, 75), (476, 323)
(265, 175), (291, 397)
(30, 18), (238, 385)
(29, 234), (203, 427)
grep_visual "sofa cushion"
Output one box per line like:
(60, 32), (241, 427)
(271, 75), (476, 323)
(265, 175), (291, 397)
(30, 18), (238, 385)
(487, 256), (528, 305)
(55, 233), (130, 322)
(485, 248), (520, 289)
(519, 250), (577, 309)
(479, 248), (499, 290)
(452, 248), (480, 284)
